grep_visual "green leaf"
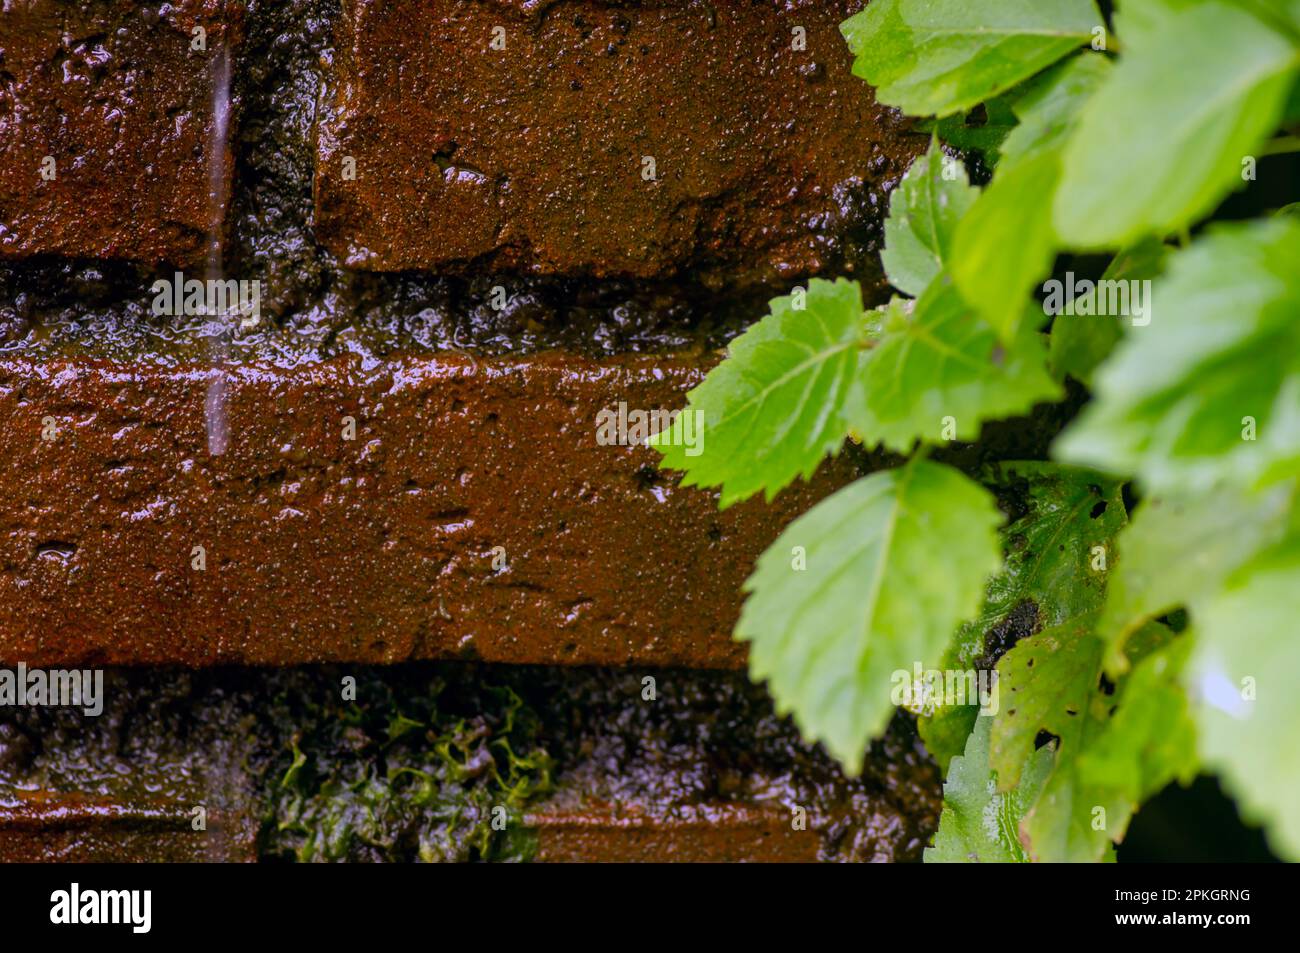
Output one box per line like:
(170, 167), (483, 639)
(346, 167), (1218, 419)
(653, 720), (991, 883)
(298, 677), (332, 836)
(951, 154), (1061, 341)
(841, 0), (1102, 118)
(1098, 482), (1294, 672)
(1077, 637), (1198, 813)
(916, 698), (982, 778)
(1188, 538), (1300, 859)
(951, 55), (1112, 341)
(650, 278), (869, 508)
(881, 141), (978, 297)
(1022, 632), (1192, 862)
(920, 462), (1127, 770)
(925, 716), (1054, 863)
(1284, 74), (1300, 125)
(1054, 1), (1299, 247)
(853, 280), (1061, 453)
(993, 616), (1181, 860)
(981, 464), (1127, 629)
(1113, 0), (1205, 55)
(997, 54), (1112, 167)
(739, 460), (1003, 774)
(1055, 219), (1300, 494)
(991, 614), (1104, 789)
(1047, 238), (1169, 387)
(919, 95), (1019, 165)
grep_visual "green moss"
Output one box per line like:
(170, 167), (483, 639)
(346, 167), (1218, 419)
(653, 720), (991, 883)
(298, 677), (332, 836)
(261, 673), (551, 863)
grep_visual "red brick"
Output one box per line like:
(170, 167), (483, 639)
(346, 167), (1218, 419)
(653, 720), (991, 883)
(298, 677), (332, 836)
(315, 0), (920, 281)
(0, 351), (854, 667)
(527, 803), (823, 862)
(0, 1), (244, 265)
(0, 791), (255, 862)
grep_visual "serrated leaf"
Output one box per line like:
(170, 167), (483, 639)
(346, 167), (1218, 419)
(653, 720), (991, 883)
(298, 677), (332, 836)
(1047, 238), (1169, 387)
(921, 462), (1127, 770)
(925, 716), (1054, 863)
(841, 0), (1101, 118)
(1098, 482), (1293, 672)
(1187, 538), (1300, 859)
(882, 141), (978, 296)
(1055, 219), (1300, 494)
(650, 278), (869, 508)
(1054, 2), (1298, 247)
(739, 460), (1003, 774)
(853, 279), (1061, 453)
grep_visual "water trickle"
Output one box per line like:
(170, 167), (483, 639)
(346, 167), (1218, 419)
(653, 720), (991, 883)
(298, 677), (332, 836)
(200, 41), (233, 863)
(204, 41), (233, 457)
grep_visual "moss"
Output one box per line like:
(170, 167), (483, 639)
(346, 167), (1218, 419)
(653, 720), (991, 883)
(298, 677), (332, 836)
(0, 665), (943, 862)
(0, 666), (553, 862)
(261, 672), (552, 863)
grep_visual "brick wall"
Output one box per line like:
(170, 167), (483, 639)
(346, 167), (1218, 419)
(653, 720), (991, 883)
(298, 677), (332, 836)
(0, 0), (934, 861)
(0, 0), (922, 667)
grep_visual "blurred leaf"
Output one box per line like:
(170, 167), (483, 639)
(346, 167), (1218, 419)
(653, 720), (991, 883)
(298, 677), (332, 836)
(1098, 482), (1293, 672)
(1047, 238), (1169, 386)
(882, 141), (978, 296)
(1187, 537), (1300, 860)
(1054, 2), (1298, 247)
(1056, 219), (1300, 493)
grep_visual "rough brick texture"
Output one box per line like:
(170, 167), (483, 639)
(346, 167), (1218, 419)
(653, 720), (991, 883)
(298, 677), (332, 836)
(527, 804), (822, 862)
(316, 0), (917, 280)
(0, 793), (255, 862)
(0, 1), (243, 265)
(0, 352), (853, 667)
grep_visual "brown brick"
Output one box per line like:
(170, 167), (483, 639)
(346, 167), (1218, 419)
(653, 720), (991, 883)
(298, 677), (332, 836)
(315, 0), (920, 281)
(527, 803), (823, 862)
(524, 708), (944, 862)
(0, 1), (244, 265)
(0, 351), (854, 667)
(0, 791), (255, 862)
